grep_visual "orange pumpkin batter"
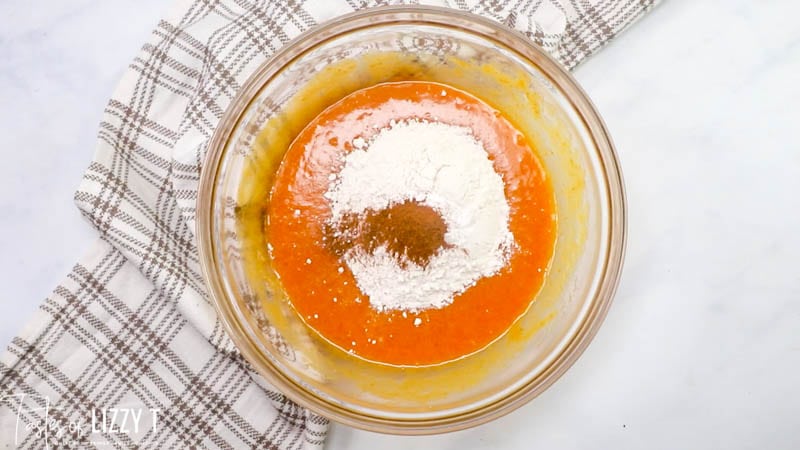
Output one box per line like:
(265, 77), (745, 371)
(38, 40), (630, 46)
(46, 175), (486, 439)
(267, 81), (555, 366)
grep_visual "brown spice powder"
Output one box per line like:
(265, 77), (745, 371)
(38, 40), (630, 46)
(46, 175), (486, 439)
(324, 200), (450, 268)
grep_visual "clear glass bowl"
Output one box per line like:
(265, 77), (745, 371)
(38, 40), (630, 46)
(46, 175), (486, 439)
(197, 6), (626, 434)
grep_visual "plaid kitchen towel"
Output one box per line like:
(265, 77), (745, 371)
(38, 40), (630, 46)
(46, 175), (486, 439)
(0, 0), (657, 448)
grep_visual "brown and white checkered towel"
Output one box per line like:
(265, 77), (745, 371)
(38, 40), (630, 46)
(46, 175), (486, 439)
(1, 0), (657, 448)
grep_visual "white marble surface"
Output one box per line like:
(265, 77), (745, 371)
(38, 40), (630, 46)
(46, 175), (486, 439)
(1, 1), (799, 449)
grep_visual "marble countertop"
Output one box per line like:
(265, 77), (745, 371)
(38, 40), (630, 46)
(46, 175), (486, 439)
(1, 1), (798, 449)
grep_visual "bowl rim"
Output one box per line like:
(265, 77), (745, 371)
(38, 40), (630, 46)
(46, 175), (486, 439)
(197, 4), (627, 435)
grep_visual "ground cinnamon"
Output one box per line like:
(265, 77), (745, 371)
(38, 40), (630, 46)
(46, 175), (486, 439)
(325, 200), (450, 268)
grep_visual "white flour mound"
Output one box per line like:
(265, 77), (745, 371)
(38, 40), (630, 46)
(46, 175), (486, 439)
(325, 119), (514, 312)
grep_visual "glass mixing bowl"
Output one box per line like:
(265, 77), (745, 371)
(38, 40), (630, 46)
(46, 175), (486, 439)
(197, 6), (626, 434)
